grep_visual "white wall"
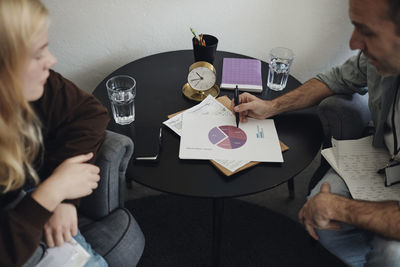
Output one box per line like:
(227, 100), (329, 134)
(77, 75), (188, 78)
(42, 0), (355, 93)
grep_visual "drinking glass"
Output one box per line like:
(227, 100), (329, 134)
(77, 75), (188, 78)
(267, 47), (294, 91)
(106, 75), (136, 125)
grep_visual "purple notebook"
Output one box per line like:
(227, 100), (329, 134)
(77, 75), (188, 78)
(220, 58), (263, 92)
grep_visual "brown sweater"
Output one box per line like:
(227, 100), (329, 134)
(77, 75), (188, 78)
(0, 70), (109, 266)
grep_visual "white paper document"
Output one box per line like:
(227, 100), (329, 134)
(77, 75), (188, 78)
(179, 113), (283, 162)
(321, 135), (400, 202)
(35, 238), (90, 267)
(163, 95), (251, 172)
(163, 95), (232, 136)
(212, 158), (251, 172)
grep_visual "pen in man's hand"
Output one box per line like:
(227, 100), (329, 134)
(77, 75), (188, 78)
(234, 85), (240, 128)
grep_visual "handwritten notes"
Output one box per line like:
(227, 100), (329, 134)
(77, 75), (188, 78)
(322, 136), (400, 201)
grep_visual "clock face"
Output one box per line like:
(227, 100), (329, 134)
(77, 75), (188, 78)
(187, 66), (216, 91)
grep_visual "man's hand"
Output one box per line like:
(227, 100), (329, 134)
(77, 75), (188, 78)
(298, 183), (341, 240)
(229, 79), (333, 123)
(230, 92), (277, 122)
(44, 203), (78, 247)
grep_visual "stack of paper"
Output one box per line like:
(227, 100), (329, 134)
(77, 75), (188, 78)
(322, 136), (400, 202)
(163, 95), (249, 172)
(179, 113), (283, 163)
(36, 238), (90, 267)
(163, 95), (283, 172)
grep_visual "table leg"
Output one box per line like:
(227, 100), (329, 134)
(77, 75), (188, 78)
(126, 179), (132, 189)
(287, 178), (295, 199)
(212, 198), (224, 267)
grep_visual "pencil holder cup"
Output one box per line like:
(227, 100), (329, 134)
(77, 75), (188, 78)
(192, 34), (218, 64)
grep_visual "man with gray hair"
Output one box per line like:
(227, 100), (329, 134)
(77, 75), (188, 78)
(232, 0), (400, 265)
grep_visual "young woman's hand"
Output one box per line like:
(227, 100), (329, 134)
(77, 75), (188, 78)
(49, 153), (100, 200)
(43, 203), (78, 247)
(32, 153), (100, 211)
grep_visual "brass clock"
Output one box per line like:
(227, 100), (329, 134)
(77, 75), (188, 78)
(182, 61), (220, 101)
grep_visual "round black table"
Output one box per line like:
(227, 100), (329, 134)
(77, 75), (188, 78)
(93, 50), (323, 267)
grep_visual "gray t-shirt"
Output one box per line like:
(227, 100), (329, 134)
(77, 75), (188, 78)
(315, 52), (399, 149)
(384, 88), (400, 160)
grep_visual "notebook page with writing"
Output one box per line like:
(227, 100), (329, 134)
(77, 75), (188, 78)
(220, 58), (263, 93)
(321, 136), (400, 202)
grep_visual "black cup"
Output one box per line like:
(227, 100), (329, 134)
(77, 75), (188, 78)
(192, 34), (218, 64)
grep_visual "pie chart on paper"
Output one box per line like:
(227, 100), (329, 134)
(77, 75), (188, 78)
(208, 125), (247, 149)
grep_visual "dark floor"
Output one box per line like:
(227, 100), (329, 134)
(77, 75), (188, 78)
(125, 153), (320, 222)
(123, 154), (348, 267)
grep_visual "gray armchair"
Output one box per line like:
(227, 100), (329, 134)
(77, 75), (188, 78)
(24, 130), (144, 267)
(308, 93), (371, 192)
(318, 93), (371, 143)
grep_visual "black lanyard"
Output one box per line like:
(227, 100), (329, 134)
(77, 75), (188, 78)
(377, 79), (400, 174)
(391, 82), (400, 159)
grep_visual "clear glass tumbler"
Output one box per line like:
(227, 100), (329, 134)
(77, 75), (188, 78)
(267, 47), (294, 91)
(106, 75), (136, 125)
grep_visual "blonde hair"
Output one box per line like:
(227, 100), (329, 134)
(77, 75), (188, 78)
(0, 0), (48, 192)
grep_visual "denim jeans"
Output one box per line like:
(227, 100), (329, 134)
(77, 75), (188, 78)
(309, 168), (400, 267)
(74, 231), (108, 267)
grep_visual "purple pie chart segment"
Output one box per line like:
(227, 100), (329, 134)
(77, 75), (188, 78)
(208, 127), (226, 144)
(208, 125), (247, 149)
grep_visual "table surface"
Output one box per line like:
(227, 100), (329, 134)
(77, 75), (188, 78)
(93, 50), (323, 199)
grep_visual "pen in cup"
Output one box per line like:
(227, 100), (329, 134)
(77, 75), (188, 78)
(190, 27), (200, 42)
(234, 85), (240, 128)
(190, 27), (206, 46)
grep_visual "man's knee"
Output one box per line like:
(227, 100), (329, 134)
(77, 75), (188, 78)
(366, 236), (400, 267)
(309, 168), (351, 199)
(316, 225), (372, 266)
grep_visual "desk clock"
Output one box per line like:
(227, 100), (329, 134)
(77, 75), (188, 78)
(182, 61), (220, 101)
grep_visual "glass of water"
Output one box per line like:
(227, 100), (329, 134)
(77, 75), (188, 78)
(106, 75), (136, 125)
(267, 47), (294, 91)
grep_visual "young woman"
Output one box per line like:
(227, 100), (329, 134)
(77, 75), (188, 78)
(0, 0), (109, 266)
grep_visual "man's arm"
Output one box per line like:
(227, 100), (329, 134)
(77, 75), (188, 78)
(342, 198), (400, 239)
(270, 78), (333, 114)
(299, 183), (400, 240)
(233, 53), (368, 121)
(233, 78), (333, 121)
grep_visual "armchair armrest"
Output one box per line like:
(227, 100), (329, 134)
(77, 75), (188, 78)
(318, 93), (371, 146)
(79, 130), (134, 219)
(308, 93), (371, 194)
